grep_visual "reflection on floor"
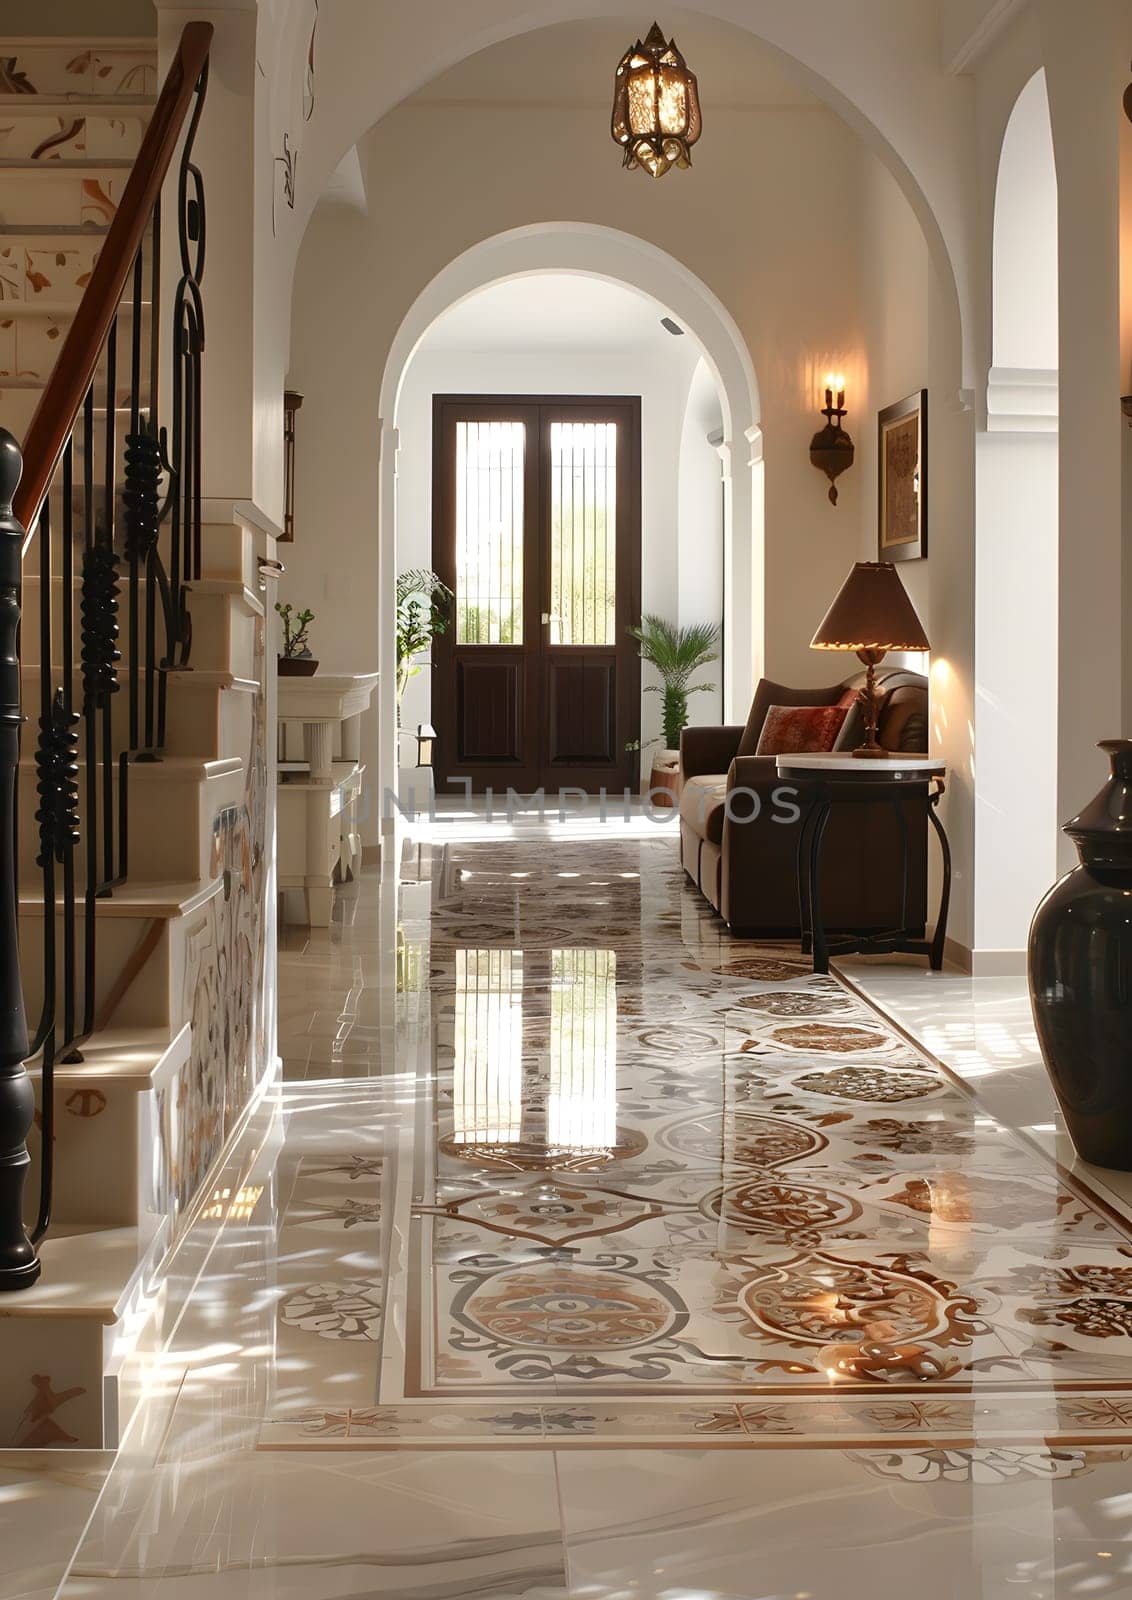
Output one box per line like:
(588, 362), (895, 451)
(20, 831), (1132, 1598)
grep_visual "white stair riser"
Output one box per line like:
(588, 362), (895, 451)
(185, 590), (261, 677)
(19, 668), (255, 761)
(0, 43), (158, 99)
(201, 521), (260, 589)
(17, 908), (181, 1032)
(17, 760), (247, 882)
(0, 1316), (107, 1448)
(20, 581), (258, 676)
(0, 110), (148, 163)
(0, 233), (104, 306)
(164, 680), (256, 760)
(0, 167), (127, 229)
(28, 1079), (142, 1228)
(0, 386), (41, 437)
(0, 300), (150, 384)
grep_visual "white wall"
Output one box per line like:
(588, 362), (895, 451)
(394, 337), (714, 758)
(855, 152), (975, 953)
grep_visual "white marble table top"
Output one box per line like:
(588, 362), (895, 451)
(776, 752), (945, 777)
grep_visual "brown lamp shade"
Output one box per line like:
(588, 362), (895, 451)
(810, 561), (930, 653)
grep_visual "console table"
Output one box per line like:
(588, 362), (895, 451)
(277, 672), (379, 925)
(775, 753), (951, 974)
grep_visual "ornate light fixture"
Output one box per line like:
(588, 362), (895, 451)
(809, 373), (855, 505)
(611, 22), (702, 178)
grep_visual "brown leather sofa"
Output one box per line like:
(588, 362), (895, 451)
(679, 667), (929, 936)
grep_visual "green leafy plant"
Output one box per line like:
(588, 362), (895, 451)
(397, 568), (454, 701)
(627, 614), (721, 751)
(275, 601), (315, 659)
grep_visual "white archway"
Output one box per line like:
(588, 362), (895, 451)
(375, 223), (763, 811)
(973, 69), (1059, 970)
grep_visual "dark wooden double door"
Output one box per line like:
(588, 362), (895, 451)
(432, 396), (641, 794)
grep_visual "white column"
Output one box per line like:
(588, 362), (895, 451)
(1039, 0), (1128, 864)
(378, 419), (399, 832)
(974, 391), (1059, 967)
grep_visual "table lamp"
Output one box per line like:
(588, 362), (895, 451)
(810, 560), (930, 758)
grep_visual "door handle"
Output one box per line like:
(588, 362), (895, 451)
(541, 612), (561, 626)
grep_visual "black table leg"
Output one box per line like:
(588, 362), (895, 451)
(808, 796), (833, 974)
(796, 797), (817, 955)
(890, 793), (910, 935)
(928, 788), (952, 971)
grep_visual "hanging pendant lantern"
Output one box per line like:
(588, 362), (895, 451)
(611, 21), (702, 178)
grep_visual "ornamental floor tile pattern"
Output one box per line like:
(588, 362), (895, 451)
(263, 834), (1132, 1455)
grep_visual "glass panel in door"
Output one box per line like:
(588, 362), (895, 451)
(454, 420), (525, 645)
(548, 421), (618, 646)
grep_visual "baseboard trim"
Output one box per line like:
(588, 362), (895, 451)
(944, 937), (1028, 977)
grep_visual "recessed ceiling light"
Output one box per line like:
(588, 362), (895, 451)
(660, 316), (685, 336)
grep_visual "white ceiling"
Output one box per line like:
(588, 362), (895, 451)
(418, 273), (693, 356)
(408, 12), (818, 109)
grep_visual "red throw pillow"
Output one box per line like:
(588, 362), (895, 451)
(755, 703), (849, 757)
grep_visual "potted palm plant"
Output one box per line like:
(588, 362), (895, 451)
(627, 614), (721, 804)
(396, 568), (454, 707)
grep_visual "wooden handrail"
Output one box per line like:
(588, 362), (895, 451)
(13, 20), (213, 536)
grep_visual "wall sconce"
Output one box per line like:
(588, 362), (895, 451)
(809, 373), (855, 506)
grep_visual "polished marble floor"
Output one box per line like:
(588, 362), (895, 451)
(14, 821), (1132, 1598)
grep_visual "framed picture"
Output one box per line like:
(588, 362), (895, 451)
(878, 389), (927, 561)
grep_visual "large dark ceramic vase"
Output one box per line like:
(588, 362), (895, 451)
(1029, 739), (1132, 1168)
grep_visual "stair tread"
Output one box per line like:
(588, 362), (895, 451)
(0, 96), (156, 112)
(26, 1021), (189, 1089)
(0, 157), (134, 169)
(0, 224), (111, 236)
(166, 671), (260, 693)
(18, 752), (244, 778)
(0, 1224), (140, 1321)
(0, 299), (151, 316)
(19, 875), (223, 918)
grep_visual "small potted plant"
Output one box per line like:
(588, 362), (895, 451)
(627, 614), (721, 804)
(276, 601), (318, 676)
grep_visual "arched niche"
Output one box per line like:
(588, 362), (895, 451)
(989, 68), (1058, 424)
(973, 67), (1059, 967)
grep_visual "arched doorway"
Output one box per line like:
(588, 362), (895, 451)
(376, 224), (762, 811)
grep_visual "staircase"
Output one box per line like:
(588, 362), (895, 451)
(0, 29), (277, 1450)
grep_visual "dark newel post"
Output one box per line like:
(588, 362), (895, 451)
(0, 431), (38, 1288)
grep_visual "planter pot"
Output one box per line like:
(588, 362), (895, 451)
(648, 749), (681, 808)
(278, 656), (319, 677)
(1029, 739), (1132, 1169)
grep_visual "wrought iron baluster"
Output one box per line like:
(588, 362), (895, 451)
(0, 431), (38, 1289)
(101, 321), (119, 889)
(60, 441), (76, 1049)
(80, 387), (98, 1039)
(82, 540), (121, 897)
